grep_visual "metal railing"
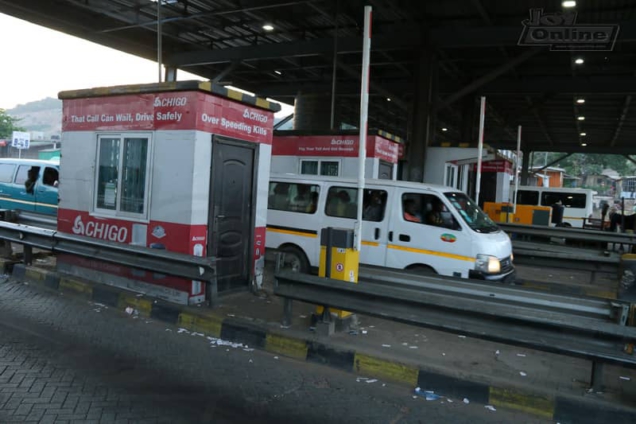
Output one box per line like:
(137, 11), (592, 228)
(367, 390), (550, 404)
(499, 222), (636, 246)
(275, 268), (636, 391)
(0, 220), (218, 303)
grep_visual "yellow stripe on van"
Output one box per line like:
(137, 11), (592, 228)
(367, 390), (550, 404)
(266, 227), (317, 238)
(0, 198), (58, 209)
(388, 244), (475, 262)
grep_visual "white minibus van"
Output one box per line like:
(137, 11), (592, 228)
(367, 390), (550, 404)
(266, 174), (515, 282)
(513, 186), (594, 227)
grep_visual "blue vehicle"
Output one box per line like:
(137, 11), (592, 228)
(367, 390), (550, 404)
(0, 158), (59, 215)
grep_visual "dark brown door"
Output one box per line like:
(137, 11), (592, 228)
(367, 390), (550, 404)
(209, 137), (255, 292)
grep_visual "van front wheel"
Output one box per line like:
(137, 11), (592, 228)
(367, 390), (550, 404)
(280, 246), (310, 274)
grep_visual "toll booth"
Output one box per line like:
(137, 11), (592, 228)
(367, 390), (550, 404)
(57, 81), (279, 304)
(271, 130), (403, 180)
(424, 146), (514, 205)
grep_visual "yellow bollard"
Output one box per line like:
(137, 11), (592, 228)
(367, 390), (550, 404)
(316, 227), (359, 319)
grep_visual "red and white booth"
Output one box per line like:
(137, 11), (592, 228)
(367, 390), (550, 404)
(271, 130), (403, 180)
(57, 81), (279, 304)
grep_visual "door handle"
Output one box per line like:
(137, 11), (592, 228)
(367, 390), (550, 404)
(388, 231), (393, 242)
(399, 234), (411, 242)
(374, 228), (380, 240)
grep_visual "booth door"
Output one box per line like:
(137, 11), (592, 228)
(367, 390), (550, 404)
(209, 136), (256, 292)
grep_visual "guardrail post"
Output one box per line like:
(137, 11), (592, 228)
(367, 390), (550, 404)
(282, 298), (293, 327)
(207, 276), (218, 307)
(23, 245), (33, 266)
(590, 361), (604, 392)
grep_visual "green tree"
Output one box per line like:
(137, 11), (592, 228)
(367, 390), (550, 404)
(0, 109), (25, 139)
(532, 152), (635, 178)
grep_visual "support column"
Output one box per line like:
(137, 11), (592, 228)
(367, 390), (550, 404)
(521, 149), (531, 185)
(294, 92), (338, 131)
(460, 96), (476, 144)
(164, 67), (177, 82)
(406, 49), (437, 182)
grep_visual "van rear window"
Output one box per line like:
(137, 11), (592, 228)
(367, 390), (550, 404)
(268, 182), (320, 214)
(0, 164), (15, 183)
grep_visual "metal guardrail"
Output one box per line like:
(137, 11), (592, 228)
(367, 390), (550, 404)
(499, 222), (636, 246)
(0, 221), (218, 303)
(14, 211), (57, 230)
(357, 265), (629, 324)
(275, 268), (636, 391)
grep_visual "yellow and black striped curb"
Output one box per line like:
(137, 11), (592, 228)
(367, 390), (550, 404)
(9, 264), (636, 423)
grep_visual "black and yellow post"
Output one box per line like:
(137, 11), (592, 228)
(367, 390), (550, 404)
(314, 227), (359, 335)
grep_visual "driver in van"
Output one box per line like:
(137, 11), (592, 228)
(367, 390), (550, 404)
(426, 199), (445, 227)
(403, 199), (421, 223)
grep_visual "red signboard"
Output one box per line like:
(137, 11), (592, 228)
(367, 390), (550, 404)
(272, 135), (399, 163)
(62, 91), (273, 144)
(472, 159), (513, 174)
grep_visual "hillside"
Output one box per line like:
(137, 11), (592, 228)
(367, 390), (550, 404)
(7, 97), (62, 136)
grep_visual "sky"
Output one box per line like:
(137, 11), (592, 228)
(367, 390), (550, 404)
(0, 13), (292, 115)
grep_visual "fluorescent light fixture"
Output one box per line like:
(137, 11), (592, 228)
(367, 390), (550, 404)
(442, 128), (448, 132)
(575, 58), (584, 64)
(562, 1), (576, 7)
(581, 143), (587, 146)
(576, 98), (585, 104)
(580, 132), (586, 136)
(263, 24), (274, 31)
(578, 116), (585, 121)
(274, 70), (282, 75)
(387, 98), (391, 102)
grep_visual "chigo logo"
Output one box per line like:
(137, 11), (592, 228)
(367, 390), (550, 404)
(243, 108), (269, 123)
(154, 96), (188, 107)
(72, 215), (128, 242)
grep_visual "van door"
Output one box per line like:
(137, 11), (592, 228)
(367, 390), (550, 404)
(0, 162), (17, 210)
(35, 166), (59, 215)
(387, 190), (473, 277)
(323, 185), (389, 267)
(10, 164), (39, 212)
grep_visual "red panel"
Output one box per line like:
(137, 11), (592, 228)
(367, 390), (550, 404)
(272, 134), (398, 163)
(62, 91), (273, 144)
(473, 159), (513, 173)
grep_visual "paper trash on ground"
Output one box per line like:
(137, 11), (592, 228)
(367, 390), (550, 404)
(619, 376), (631, 381)
(463, 398), (470, 404)
(520, 372), (527, 377)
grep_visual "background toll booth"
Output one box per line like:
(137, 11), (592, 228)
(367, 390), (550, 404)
(424, 146), (514, 206)
(271, 130), (403, 180)
(57, 81), (279, 304)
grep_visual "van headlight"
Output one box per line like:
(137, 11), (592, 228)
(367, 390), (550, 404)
(475, 254), (501, 274)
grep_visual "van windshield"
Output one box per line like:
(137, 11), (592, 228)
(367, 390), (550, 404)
(444, 192), (500, 233)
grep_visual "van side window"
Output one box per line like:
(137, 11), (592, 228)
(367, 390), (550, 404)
(402, 193), (460, 230)
(541, 192), (586, 209)
(325, 187), (357, 219)
(268, 182), (320, 214)
(43, 167), (59, 187)
(362, 189), (387, 222)
(516, 190), (539, 205)
(0, 164), (15, 183)
(15, 166), (40, 194)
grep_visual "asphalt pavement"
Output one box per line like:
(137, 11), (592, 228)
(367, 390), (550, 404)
(0, 278), (548, 424)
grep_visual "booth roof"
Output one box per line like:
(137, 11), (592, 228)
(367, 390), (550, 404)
(273, 128), (405, 144)
(57, 80), (281, 113)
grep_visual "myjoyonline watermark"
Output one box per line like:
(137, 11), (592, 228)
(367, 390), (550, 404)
(518, 9), (619, 51)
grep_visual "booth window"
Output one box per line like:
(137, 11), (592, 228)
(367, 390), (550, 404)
(95, 135), (150, 218)
(300, 159), (340, 176)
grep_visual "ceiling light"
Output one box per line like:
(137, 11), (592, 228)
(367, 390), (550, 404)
(575, 58), (584, 64)
(442, 128), (448, 132)
(274, 70), (282, 75)
(576, 98), (585, 104)
(562, 1), (576, 8)
(581, 143), (587, 147)
(387, 98), (391, 102)
(263, 24), (274, 31)
(578, 116), (585, 121)
(580, 132), (586, 136)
